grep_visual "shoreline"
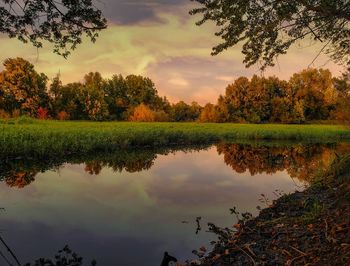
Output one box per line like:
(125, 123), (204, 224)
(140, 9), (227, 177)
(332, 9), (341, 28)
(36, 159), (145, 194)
(185, 156), (350, 266)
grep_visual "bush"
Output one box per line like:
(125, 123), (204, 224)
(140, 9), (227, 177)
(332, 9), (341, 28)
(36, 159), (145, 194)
(129, 104), (156, 122)
(57, 111), (70, 121)
(0, 109), (11, 119)
(37, 107), (49, 120)
(154, 111), (170, 122)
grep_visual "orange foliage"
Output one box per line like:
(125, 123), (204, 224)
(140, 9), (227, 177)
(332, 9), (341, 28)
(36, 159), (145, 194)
(37, 107), (49, 120)
(129, 103), (156, 122)
(57, 110), (70, 120)
(199, 103), (220, 122)
(5, 172), (36, 188)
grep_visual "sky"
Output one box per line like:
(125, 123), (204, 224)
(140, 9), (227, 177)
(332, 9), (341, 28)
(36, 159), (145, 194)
(0, 0), (345, 104)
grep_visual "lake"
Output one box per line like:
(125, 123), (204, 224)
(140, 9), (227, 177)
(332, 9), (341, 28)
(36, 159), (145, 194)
(0, 142), (349, 265)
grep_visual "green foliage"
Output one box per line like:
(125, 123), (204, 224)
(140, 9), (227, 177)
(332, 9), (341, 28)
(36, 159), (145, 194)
(1, 58), (349, 124)
(190, 0), (350, 69)
(214, 69), (340, 124)
(0, 0), (107, 57)
(169, 101), (202, 122)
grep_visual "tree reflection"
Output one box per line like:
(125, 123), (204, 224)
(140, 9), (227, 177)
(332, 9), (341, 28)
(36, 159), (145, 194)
(0, 145), (208, 188)
(5, 171), (37, 188)
(0, 160), (46, 188)
(1, 143), (349, 188)
(217, 142), (350, 182)
(83, 150), (157, 174)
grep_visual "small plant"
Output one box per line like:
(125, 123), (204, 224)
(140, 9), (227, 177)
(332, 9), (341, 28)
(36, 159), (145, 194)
(37, 107), (49, 120)
(259, 193), (271, 207)
(24, 245), (97, 266)
(57, 111), (70, 120)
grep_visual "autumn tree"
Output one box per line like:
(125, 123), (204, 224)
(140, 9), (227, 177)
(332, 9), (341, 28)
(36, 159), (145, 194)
(129, 103), (156, 122)
(222, 77), (251, 122)
(289, 68), (337, 121)
(199, 103), (220, 122)
(190, 0), (350, 69)
(0, 57), (48, 116)
(0, 0), (107, 57)
(216, 95), (230, 122)
(331, 68), (350, 121)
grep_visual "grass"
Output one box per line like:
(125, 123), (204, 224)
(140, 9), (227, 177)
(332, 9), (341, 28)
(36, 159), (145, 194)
(1, 118), (350, 157)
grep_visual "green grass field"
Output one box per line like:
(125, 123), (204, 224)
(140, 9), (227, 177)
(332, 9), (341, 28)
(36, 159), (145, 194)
(1, 118), (350, 157)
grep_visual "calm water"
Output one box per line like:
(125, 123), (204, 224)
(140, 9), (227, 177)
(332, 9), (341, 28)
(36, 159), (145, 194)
(0, 142), (349, 265)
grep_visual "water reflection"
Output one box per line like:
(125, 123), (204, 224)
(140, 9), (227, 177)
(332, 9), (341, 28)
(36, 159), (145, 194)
(0, 142), (349, 265)
(2, 142), (349, 188)
(216, 142), (350, 182)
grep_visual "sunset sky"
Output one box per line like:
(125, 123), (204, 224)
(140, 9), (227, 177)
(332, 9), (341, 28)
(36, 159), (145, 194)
(0, 0), (344, 104)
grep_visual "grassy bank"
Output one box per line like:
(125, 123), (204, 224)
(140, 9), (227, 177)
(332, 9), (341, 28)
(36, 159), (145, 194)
(1, 118), (350, 157)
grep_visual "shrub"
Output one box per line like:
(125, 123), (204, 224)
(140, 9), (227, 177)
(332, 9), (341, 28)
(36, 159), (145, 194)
(37, 107), (49, 120)
(154, 111), (170, 122)
(57, 111), (70, 121)
(129, 104), (156, 122)
(0, 109), (11, 119)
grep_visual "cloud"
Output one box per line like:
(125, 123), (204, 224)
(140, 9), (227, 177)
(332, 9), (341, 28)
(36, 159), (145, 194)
(96, 0), (189, 25)
(0, 1), (345, 104)
(168, 77), (189, 87)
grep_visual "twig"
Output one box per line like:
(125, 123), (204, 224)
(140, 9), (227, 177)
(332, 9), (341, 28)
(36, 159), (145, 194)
(282, 249), (292, 257)
(0, 235), (20, 266)
(0, 249), (14, 266)
(286, 254), (307, 266)
(243, 244), (257, 257)
(234, 244), (256, 266)
(289, 245), (307, 256)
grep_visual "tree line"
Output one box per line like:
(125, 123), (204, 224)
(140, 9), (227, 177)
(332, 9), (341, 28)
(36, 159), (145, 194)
(0, 57), (349, 123)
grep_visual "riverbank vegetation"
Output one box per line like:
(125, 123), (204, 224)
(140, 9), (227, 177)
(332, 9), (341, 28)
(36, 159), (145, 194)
(185, 154), (350, 266)
(1, 120), (350, 158)
(1, 58), (349, 124)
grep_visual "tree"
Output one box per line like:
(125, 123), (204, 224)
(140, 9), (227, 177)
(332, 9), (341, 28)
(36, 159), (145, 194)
(51, 82), (84, 120)
(190, 0), (350, 70)
(199, 103), (220, 122)
(170, 101), (202, 122)
(0, 57), (48, 116)
(103, 74), (129, 120)
(125, 75), (162, 108)
(289, 68), (337, 120)
(331, 68), (350, 121)
(0, 0), (107, 57)
(223, 77), (250, 122)
(81, 72), (109, 120)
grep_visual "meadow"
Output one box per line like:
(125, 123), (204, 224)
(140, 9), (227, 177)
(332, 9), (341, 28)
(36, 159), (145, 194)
(1, 118), (350, 158)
